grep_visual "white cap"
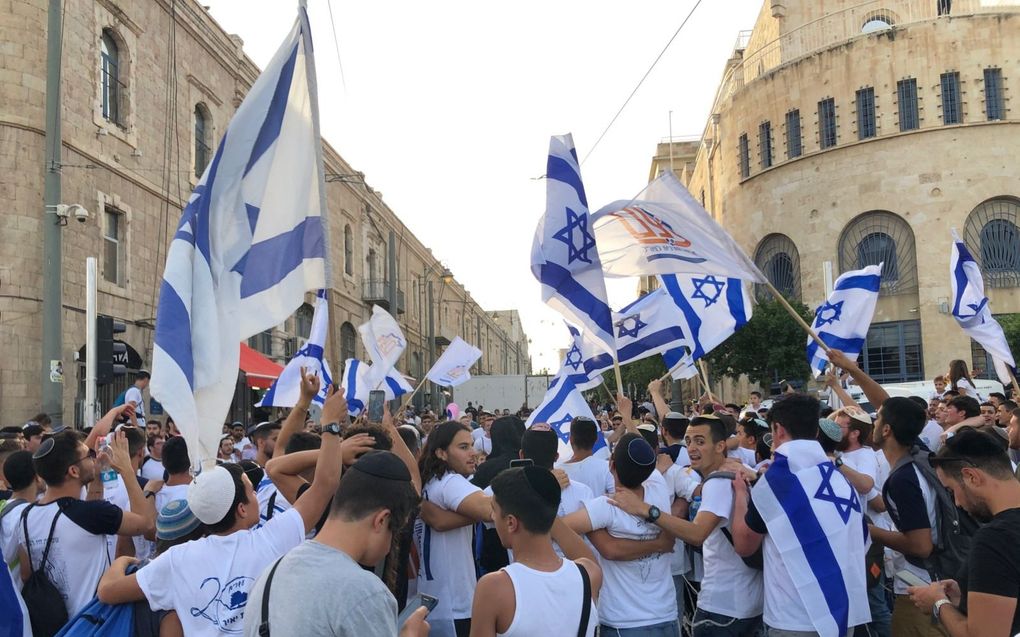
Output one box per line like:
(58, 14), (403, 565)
(187, 466), (237, 525)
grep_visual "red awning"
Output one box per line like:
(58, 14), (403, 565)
(239, 343), (284, 389)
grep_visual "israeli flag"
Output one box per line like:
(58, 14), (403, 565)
(662, 349), (699, 381)
(426, 337), (482, 387)
(257, 290), (333, 407)
(531, 134), (615, 354)
(151, 8), (327, 465)
(951, 230), (1017, 384)
(527, 375), (607, 458)
(613, 287), (691, 366)
(550, 324), (614, 392)
(804, 265), (882, 377)
(341, 359), (413, 417)
(359, 305), (408, 388)
(660, 273), (752, 360)
(751, 444), (871, 636)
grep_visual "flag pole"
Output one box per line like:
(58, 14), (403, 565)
(764, 281), (830, 352)
(698, 359), (717, 402)
(398, 376), (430, 415)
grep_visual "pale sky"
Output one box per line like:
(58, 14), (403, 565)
(206, 0), (764, 373)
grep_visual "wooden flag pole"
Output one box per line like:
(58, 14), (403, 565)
(698, 359), (718, 402)
(764, 281), (830, 353)
(398, 376), (429, 415)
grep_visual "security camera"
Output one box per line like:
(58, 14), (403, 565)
(69, 204), (88, 223)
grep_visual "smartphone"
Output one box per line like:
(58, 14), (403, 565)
(509, 458), (534, 468)
(894, 569), (928, 588)
(367, 390), (386, 422)
(397, 593), (438, 626)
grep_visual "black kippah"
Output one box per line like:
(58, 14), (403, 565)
(350, 450), (411, 482)
(522, 466), (561, 508)
(33, 437), (55, 459)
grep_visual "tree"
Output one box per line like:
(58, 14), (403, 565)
(705, 298), (814, 390)
(997, 313), (1020, 372)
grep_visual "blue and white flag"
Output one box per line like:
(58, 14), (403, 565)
(751, 442), (871, 636)
(341, 359), (413, 417)
(527, 376), (606, 458)
(951, 230), (1017, 384)
(151, 8), (327, 465)
(660, 273), (752, 360)
(663, 349), (699, 381)
(426, 337), (482, 387)
(591, 172), (765, 282)
(359, 305), (408, 388)
(613, 287), (691, 366)
(550, 324), (614, 392)
(531, 134), (615, 354)
(257, 290), (333, 407)
(806, 265), (882, 377)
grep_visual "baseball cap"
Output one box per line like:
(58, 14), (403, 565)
(157, 499), (202, 541)
(187, 465), (238, 524)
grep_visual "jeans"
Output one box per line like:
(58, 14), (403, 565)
(692, 609), (762, 637)
(857, 573), (891, 637)
(601, 620), (681, 636)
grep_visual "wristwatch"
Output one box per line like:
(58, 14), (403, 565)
(645, 505), (661, 524)
(834, 455), (844, 468)
(321, 422), (342, 436)
(933, 598), (953, 623)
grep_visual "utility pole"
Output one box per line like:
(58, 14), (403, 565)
(41, 0), (64, 424)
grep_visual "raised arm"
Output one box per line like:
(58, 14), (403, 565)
(291, 385), (346, 533)
(648, 380), (670, 429)
(825, 372), (862, 410)
(380, 403), (422, 494)
(828, 349), (889, 410)
(108, 431), (155, 538)
(274, 367), (317, 459)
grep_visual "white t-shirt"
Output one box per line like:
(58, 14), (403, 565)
(15, 498), (121, 617)
(840, 447), (879, 496)
(473, 436), (492, 456)
(125, 385), (146, 425)
(728, 446), (757, 468)
(137, 507), (306, 637)
(255, 478), (291, 529)
(920, 421), (944, 453)
(103, 472), (153, 560)
(416, 473), (483, 626)
(1, 500), (30, 581)
(582, 471), (675, 629)
(557, 455), (615, 497)
(697, 478), (763, 619)
(140, 457), (166, 482)
(672, 445), (691, 468)
(471, 428), (485, 443)
(662, 464), (699, 575)
(953, 378), (983, 401)
(154, 483), (190, 515)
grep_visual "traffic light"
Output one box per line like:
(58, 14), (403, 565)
(96, 315), (127, 385)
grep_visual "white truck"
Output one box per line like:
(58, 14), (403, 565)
(843, 378), (1005, 414)
(451, 374), (554, 413)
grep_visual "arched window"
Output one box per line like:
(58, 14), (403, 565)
(100, 29), (122, 124)
(343, 224), (354, 276)
(295, 303), (314, 340)
(194, 104), (212, 177)
(753, 234), (801, 301)
(964, 197), (1020, 288)
(838, 211), (917, 295)
(861, 10), (896, 33)
(340, 322), (356, 361)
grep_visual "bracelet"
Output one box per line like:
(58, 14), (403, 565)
(932, 598), (952, 623)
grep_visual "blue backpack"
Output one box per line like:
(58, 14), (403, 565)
(55, 597), (133, 637)
(112, 390), (127, 408)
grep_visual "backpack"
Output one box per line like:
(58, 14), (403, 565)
(54, 596), (134, 637)
(20, 503), (70, 637)
(112, 390), (127, 408)
(892, 444), (979, 580)
(695, 471), (764, 570)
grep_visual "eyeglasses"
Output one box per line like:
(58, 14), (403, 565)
(75, 448), (97, 464)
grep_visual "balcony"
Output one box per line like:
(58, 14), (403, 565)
(362, 279), (406, 314)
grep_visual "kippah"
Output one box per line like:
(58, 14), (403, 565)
(626, 437), (656, 466)
(636, 423), (657, 432)
(664, 412), (687, 421)
(33, 437), (55, 459)
(753, 418), (769, 429)
(819, 418), (842, 443)
(521, 466), (561, 508)
(157, 499), (201, 541)
(350, 450), (411, 482)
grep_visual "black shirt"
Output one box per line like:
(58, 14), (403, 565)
(957, 507), (1020, 633)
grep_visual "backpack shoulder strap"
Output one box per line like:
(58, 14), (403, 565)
(19, 503), (36, 570)
(258, 557), (285, 637)
(0, 498), (27, 522)
(575, 561), (592, 637)
(36, 504), (63, 573)
(266, 491), (277, 521)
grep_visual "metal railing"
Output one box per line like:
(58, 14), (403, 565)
(362, 279), (405, 313)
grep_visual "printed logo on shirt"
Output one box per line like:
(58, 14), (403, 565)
(191, 575), (254, 633)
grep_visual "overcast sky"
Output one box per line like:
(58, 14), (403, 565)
(206, 0), (763, 373)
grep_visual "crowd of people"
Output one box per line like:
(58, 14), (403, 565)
(1, 353), (1019, 637)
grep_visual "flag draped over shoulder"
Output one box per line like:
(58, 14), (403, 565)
(341, 359), (413, 417)
(359, 305), (408, 388)
(527, 376), (606, 457)
(257, 290), (333, 407)
(531, 134), (615, 354)
(806, 265), (882, 377)
(951, 230), (1017, 384)
(426, 337), (482, 388)
(151, 9), (326, 465)
(660, 273), (752, 365)
(590, 172), (765, 282)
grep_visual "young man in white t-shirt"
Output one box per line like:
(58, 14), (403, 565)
(97, 373), (352, 637)
(558, 417), (614, 497)
(562, 433), (678, 635)
(151, 436), (192, 514)
(123, 370), (149, 428)
(611, 415), (764, 636)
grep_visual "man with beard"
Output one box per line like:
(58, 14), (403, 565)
(907, 428), (1020, 636)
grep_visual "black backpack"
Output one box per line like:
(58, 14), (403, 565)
(20, 503), (70, 637)
(893, 445), (979, 580)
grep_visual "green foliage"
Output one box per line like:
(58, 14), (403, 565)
(998, 313), (1020, 366)
(706, 298), (814, 388)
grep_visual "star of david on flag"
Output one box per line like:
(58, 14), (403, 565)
(806, 265), (881, 377)
(257, 290), (333, 407)
(549, 323), (613, 393)
(615, 314), (647, 339)
(814, 463), (861, 524)
(612, 288), (691, 367)
(660, 273), (751, 365)
(527, 375), (606, 458)
(691, 275), (727, 307)
(553, 208), (598, 265)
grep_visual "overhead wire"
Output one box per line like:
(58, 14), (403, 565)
(326, 0), (347, 91)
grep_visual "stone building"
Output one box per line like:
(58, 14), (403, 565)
(0, 0), (529, 425)
(653, 0), (1020, 388)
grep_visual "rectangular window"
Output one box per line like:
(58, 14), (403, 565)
(897, 79), (920, 131)
(818, 98), (837, 149)
(102, 208), (125, 285)
(856, 87), (876, 139)
(861, 320), (924, 384)
(941, 72), (962, 125)
(985, 67), (1004, 120)
(786, 109), (802, 158)
(758, 121), (773, 169)
(247, 330), (272, 356)
(738, 133), (750, 179)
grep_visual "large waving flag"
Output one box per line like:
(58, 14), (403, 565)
(951, 230), (1017, 384)
(550, 324), (613, 392)
(806, 265), (882, 377)
(613, 287), (691, 366)
(257, 290), (333, 407)
(660, 273), (752, 361)
(531, 134), (615, 354)
(426, 337), (482, 387)
(151, 8), (327, 465)
(341, 359), (413, 417)
(527, 376), (606, 458)
(591, 172), (765, 282)
(359, 305), (408, 388)
(663, 349), (699, 381)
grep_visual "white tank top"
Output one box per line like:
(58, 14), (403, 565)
(497, 559), (597, 637)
